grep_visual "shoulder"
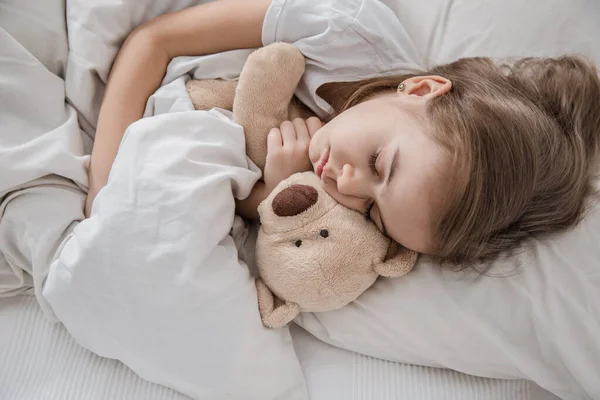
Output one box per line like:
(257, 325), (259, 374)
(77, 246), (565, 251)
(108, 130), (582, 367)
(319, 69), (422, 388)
(262, 0), (419, 71)
(262, 0), (364, 46)
(262, 0), (422, 116)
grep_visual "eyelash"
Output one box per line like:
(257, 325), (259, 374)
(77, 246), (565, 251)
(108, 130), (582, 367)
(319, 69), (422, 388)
(364, 201), (374, 220)
(365, 151), (381, 221)
(368, 151), (380, 176)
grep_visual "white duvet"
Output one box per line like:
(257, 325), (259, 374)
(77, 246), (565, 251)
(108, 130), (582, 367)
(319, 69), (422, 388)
(1, 1), (307, 397)
(1, 0), (599, 399)
(44, 106), (309, 400)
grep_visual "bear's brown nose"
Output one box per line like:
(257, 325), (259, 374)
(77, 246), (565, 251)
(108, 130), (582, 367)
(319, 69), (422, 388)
(272, 184), (319, 217)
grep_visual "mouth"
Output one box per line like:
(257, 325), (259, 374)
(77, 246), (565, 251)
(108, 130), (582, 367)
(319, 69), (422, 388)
(315, 149), (330, 178)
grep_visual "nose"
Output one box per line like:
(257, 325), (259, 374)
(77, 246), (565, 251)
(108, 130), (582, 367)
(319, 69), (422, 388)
(331, 164), (371, 212)
(337, 164), (367, 197)
(272, 184), (319, 217)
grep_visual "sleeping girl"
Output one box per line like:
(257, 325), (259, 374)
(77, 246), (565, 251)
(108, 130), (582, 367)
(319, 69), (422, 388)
(85, 0), (600, 266)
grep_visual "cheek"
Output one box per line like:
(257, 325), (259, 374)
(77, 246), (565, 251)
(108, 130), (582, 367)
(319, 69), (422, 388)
(322, 183), (365, 212)
(386, 177), (440, 252)
(309, 128), (329, 162)
(308, 137), (320, 164)
(328, 132), (356, 161)
(386, 203), (433, 253)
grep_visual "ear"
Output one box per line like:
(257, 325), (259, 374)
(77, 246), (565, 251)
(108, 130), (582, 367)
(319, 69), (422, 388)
(255, 279), (301, 329)
(373, 241), (418, 278)
(400, 75), (452, 100)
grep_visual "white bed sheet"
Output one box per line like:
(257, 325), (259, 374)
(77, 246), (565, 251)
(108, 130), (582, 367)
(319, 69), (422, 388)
(0, 295), (559, 400)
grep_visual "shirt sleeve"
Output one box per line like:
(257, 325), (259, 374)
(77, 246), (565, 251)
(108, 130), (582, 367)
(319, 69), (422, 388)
(262, 0), (424, 117)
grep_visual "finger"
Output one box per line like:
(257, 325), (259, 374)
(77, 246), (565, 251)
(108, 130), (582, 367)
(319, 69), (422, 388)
(292, 118), (311, 145)
(306, 117), (324, 138)
(279, 120), (297, 145)
(267, 128), (283, 153)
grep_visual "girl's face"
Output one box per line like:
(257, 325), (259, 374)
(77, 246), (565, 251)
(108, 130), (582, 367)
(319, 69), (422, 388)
(309, 82), (451, 254)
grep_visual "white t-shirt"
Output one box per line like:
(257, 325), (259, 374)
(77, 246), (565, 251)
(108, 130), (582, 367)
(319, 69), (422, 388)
(262, 0), (424, 118)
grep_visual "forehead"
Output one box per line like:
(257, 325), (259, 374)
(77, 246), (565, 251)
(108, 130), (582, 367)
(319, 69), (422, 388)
(333, 96), (401, 126)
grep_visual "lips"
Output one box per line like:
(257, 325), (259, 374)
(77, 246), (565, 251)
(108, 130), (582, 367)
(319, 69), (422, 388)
(315, 149), (330, 178)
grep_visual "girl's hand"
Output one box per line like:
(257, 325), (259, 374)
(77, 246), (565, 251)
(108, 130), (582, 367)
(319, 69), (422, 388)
(264, 117), (322, 191)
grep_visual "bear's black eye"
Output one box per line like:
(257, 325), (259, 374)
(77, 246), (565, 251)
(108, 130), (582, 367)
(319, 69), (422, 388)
(319, 229), (329, 238)
(294, 240), (302, 247)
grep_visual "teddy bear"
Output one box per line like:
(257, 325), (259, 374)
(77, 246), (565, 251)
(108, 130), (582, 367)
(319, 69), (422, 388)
(254, 171), (417, 328)
(186, 43), (418, 328)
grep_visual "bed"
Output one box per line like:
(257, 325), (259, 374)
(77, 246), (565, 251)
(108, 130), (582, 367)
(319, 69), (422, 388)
(1, 0), (598, 399)
(0, 295), (556, 399)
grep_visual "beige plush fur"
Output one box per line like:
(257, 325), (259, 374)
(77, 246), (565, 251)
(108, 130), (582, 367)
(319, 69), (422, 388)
(186, 43), (418, 329)
(186, 43), (312, 171)
(255, 172), (417, 328)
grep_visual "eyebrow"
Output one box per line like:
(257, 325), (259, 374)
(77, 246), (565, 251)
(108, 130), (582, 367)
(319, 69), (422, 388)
(380, 147), (400, 237)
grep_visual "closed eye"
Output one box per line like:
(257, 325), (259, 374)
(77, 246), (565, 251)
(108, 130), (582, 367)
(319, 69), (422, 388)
(364, 201), (387, 236)
(368, 151), (380, 176)
(363, 200), (374, 220)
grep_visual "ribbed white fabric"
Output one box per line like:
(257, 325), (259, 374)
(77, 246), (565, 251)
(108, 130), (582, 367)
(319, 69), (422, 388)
(0, 295), (190, 400)
(350, 354), (541, 400)
(1, 296), (559, 400)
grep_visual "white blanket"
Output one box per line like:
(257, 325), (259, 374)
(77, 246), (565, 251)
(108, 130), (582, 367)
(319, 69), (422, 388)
(43, 104), (310, 399)
(1, 2), (307, 397)
(0, 6), (89, 316)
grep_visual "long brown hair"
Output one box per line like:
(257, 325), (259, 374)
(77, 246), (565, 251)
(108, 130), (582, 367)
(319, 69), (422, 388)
(331, 56), (600, 266)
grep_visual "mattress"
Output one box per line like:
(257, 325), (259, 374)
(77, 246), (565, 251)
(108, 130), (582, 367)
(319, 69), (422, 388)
(0, 295), (558, 400)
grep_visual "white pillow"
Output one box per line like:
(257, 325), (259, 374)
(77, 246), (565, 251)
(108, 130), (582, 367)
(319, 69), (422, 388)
(382, 0), (600, 68)
(296, 1), (600, 399)
(297, 205), (600, 399)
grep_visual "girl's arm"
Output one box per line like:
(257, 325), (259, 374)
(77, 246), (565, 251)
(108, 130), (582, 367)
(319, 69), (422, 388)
(85, 0), (271, 216)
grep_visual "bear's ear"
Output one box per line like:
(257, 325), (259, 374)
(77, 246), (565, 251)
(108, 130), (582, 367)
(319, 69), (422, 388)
(255, 279), (301, 329)
(373, 242), (418, 278)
